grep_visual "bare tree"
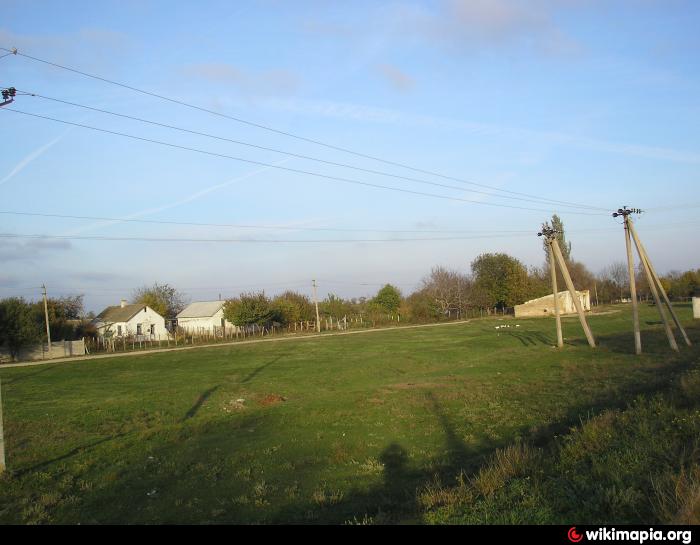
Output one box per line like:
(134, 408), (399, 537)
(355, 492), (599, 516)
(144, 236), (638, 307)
(421, 267), (472, 318)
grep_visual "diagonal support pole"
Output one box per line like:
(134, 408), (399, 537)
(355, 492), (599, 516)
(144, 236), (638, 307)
(628, 220), (690, 347)
(551, 238), (596, 348)
(629, 226), (678, 351)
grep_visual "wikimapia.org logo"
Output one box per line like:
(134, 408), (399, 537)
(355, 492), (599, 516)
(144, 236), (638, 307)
(567, 527), (692, 544)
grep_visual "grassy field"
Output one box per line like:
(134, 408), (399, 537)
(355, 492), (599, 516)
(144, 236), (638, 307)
(0, 303), (698, 524)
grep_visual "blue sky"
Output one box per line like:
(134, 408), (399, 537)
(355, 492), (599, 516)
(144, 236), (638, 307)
(0, 0), (698, 312)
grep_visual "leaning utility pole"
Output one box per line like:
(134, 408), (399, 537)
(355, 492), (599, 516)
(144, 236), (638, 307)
(312, 279), (321, 333)
(612, 208), (690, 352)
(539, 224), (595, 348)
(42, 284), (51, 357)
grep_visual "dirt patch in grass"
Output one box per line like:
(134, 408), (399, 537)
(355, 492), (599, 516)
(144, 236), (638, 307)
(258, 394), (287, 407)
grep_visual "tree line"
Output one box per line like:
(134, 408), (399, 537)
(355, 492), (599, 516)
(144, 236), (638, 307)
(1, 216), (698, 355)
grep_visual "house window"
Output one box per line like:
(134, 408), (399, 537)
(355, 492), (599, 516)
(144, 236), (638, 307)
(137, 324), (142, 335)
(150, 324), (155, 335)
(117, 325), (122, 336)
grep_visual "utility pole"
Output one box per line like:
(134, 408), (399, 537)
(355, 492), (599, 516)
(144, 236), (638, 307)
(612, 207), (690, 352)
(312, 279), (321, 333)
(539, 224), (595, 348)
(0, 378), (5, 473)
(614, 208), (642, 355)
(547, 233), (563, 347)
(42, 284), (51, 358)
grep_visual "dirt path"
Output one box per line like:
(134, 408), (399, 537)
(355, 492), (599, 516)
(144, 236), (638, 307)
(0, 320), (472, 370)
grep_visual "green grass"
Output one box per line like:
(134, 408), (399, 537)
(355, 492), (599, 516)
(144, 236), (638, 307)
(0, 303), (698, 524)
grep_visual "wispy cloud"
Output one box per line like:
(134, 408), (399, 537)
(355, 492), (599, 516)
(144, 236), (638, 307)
(255, 96), (700, 165)
(376, 63), (415, 92)
(393, 0), (584, 56)
(182, 62), (301, 96)
(0, 238), (72, 262)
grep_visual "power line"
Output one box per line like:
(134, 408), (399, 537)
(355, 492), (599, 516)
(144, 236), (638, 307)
(0, 210), (538, 234)
(0, 232), (537, 243)
(1, 108), (607, 216)
(1, 46), (609, 211)
(1, 210), (695, 238)
(12, 90), (605, 211)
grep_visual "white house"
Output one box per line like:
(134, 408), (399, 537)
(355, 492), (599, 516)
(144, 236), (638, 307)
(176, 301), (235, 333)
(93, 300), (169, 339)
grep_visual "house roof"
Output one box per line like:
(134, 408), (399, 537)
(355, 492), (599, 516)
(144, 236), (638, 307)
(177, 301), (224, 319)
(94, 304), (147, 324)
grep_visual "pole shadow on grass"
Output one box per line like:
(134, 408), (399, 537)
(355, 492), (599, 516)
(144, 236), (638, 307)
(16, 432), (129, 477)
(182, 385), (220, 421)
(568, 327), (697, 355)
(241, 355), (286, 384)
(505, 331), (555, 347)
(2, 364), (58, 385)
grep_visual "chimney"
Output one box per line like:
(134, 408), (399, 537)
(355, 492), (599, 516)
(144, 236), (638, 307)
(120, 299), (127, 308)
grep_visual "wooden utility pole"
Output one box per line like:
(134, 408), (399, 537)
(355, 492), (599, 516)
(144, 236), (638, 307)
(312, 279), (321, 333)
(623, 216), (642, 355)
(539, 224), (595, 348)
(548, 241), (563, 348)
(0, 378), (5, 473)
(42, 284), (51, 358)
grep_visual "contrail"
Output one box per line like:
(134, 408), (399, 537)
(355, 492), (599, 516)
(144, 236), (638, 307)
(64, 158), (292, 235)
(0, 127), (72, 187)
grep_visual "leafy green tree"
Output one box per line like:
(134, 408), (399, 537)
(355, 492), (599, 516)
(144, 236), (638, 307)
(471, 253), (529, 309)
(272, 291), (314, 324)
(372, 284), (402, 313)
(320, 293), (349, 318)
(405, 289), (441, 322)
(543, 214), (572, 263)
(40, 295), (85, 340)
(0, 297), (43, 360)
(223, 292), (278, 327)
(131, 283), (188, 318)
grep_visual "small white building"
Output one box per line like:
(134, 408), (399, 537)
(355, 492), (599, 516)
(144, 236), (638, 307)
(93, 300), (169, 339)
(176, 301), (235, 334)
(515, 290), (591, 318)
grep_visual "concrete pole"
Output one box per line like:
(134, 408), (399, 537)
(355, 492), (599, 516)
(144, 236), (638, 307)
(0, 378), (5, 473)
(624, 217), (642, 355)
(628, 221), (689, 347)
(548, 241), (563, 348)
(628, 227), (677, 351)
(551, 239), (596, 348)
(42, 284), (51, 358)
(312, 279), (321, 333)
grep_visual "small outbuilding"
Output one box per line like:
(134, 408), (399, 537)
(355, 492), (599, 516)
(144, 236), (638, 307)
(176, 301), (235, 334)
(515, 290), (591, 318)
(92, 299), (169, 339)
